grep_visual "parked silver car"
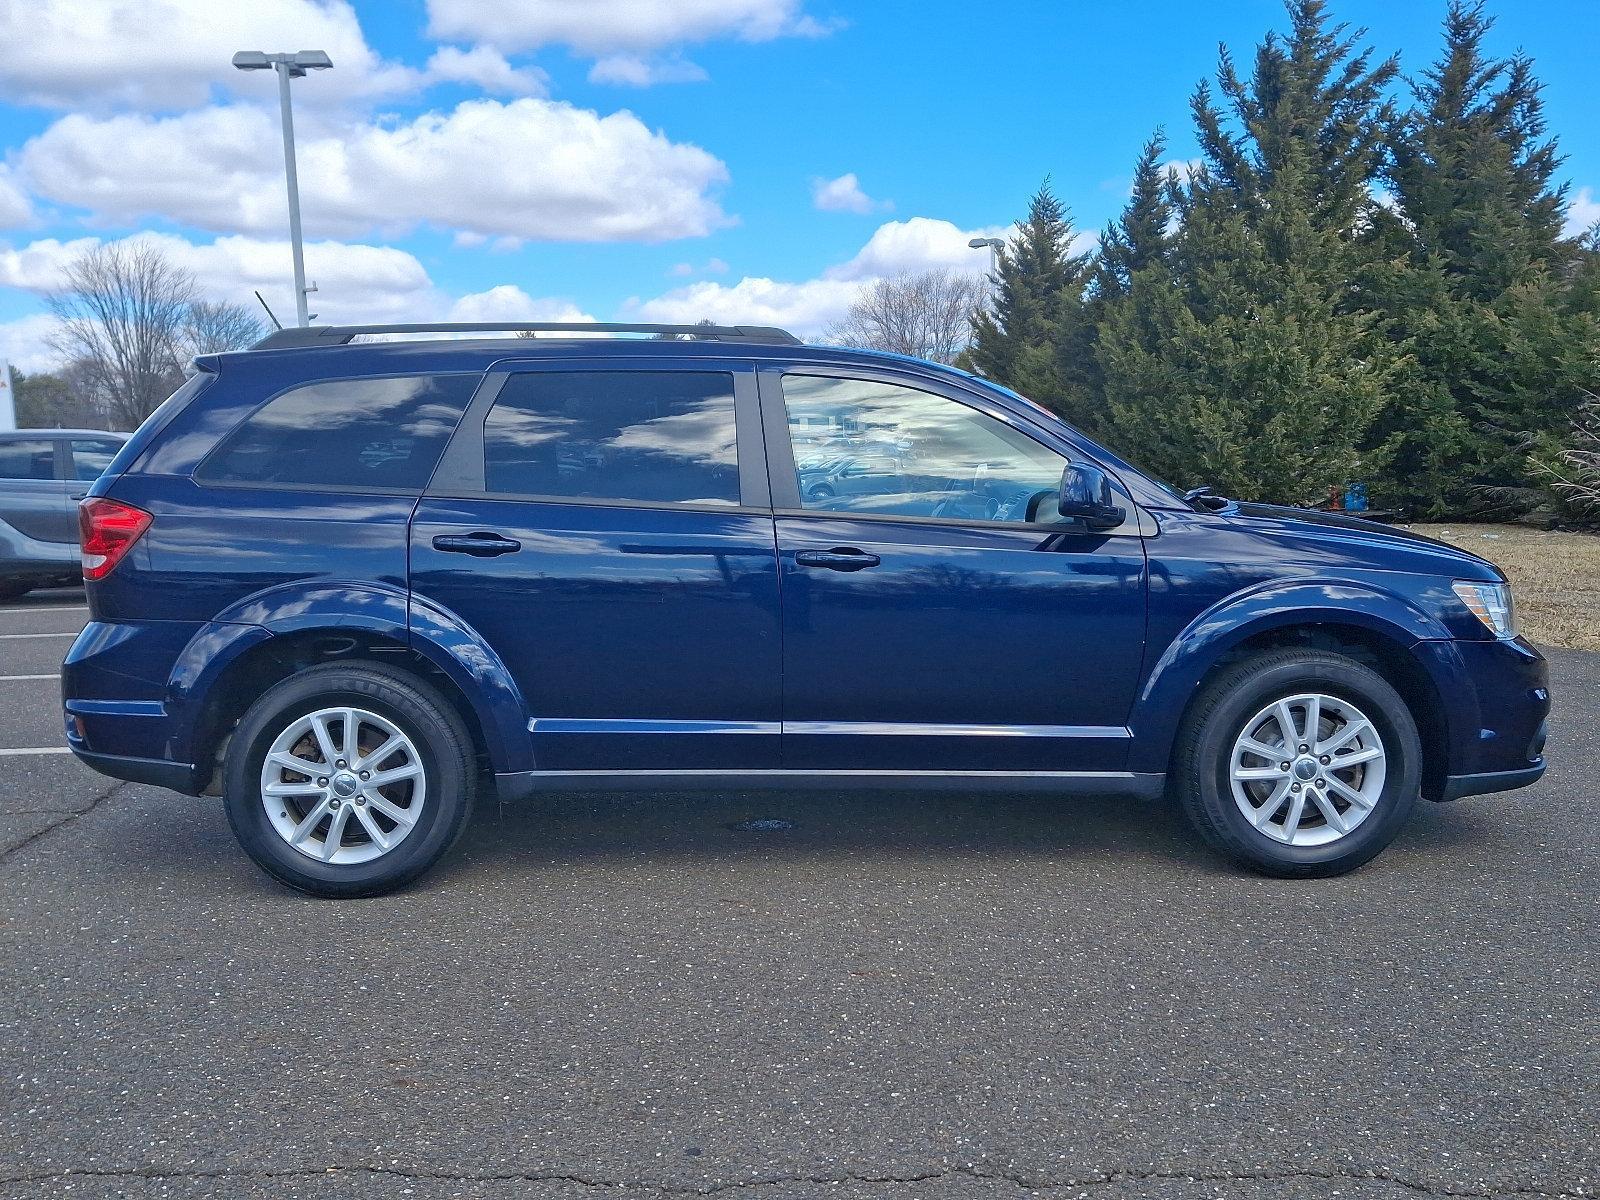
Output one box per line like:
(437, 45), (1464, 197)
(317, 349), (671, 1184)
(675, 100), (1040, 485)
(0, 429), (127, 600)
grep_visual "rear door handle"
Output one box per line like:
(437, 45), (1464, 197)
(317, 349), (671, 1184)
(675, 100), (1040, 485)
(431, 532), (522, 557)
(793, 547), (881, 571)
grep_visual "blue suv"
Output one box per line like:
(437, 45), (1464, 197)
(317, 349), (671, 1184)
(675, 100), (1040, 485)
(63, 322), (1550, 896)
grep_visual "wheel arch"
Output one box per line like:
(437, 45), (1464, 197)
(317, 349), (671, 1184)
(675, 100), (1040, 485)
(1131, 581), (1457, 798)
(167, 580), (531, 793)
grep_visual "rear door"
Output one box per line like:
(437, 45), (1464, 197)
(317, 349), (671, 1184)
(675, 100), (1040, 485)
(409, 358), (781, 773)
(761, 365), (1148, 775)
(0, 436), (74, 547)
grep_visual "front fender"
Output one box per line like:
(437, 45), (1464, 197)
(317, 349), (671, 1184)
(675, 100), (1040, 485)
(1127, 577), (1453, 774)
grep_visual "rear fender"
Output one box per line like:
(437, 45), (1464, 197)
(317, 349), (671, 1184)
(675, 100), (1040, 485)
(164, 581), (531, 773)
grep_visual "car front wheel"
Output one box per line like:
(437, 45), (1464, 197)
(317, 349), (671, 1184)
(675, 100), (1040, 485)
(223, 663), (475, 897)
(1173, 649), (1421, 877)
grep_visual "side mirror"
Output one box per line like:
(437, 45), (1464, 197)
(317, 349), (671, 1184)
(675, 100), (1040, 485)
(1058, 463), (1125, 530)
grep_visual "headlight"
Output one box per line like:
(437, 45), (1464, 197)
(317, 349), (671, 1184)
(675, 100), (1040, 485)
(1453, 580), (1516, 639)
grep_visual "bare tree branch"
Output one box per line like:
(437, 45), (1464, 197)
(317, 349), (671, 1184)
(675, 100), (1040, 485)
(826, 270), (986, 364)
(45, 240), (197, 429)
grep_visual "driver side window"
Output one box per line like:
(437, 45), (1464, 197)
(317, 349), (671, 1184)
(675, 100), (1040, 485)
(780, 374), (1067, 524)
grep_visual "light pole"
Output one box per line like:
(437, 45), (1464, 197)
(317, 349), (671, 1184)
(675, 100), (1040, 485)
(232, 50), (333, 328)
(968, 236), (1004, 278)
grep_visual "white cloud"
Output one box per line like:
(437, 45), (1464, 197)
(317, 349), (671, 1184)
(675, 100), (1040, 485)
(0, 167), (32, 229)
(1566, 186), (1600, 237)
(633, 217), (1012, 338)
(427, 0), (833, 56)
(588, 55), (710, 87)
(0, 233), (434, 323)
(0, 313), (64, 375)
(19, 98), (731, 244)
(825, 217), (1013, 282)
(446, 286), (594, 324)
(424, 46), (548, 97)
(0, 0), (415, 110)
(0, 233), (596, 367)
(669, 257), (730, 278)
(811, 173), (890, 215)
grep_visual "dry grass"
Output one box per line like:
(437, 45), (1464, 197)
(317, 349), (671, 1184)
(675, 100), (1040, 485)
(1404, 523), (1600, 651)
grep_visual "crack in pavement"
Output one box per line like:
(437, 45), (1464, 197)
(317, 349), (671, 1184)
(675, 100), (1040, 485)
(0, 1162), (1590, 1197)
(0, 779), (129, 866)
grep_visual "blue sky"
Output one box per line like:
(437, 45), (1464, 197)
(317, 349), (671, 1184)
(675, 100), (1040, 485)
(1, 0), (1596, 371)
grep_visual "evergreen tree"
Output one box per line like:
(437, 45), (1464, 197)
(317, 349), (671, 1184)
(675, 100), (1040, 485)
(1094, 131), (1178, 303)
(968, 180), (1094, 425)
(1373, 1), (1598, 514)
(1096, 1), (1401, 504)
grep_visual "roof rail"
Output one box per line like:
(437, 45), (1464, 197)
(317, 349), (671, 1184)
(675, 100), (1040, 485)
(249, 322), (803, 350)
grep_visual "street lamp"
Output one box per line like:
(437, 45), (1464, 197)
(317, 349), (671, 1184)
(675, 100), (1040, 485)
(968, 236), (1004, 277)
(232, 50), (333, 328)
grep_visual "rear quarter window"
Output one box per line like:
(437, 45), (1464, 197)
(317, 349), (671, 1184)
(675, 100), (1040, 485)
(197, 374), (479, 490)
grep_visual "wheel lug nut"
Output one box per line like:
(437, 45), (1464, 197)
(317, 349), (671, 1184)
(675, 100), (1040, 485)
(336, 760), (347, 769)
(1298, 744), (1309, 754)
(1291, 782), (1302, 792)
(330, 799), (341, 809)
(317, 777), (328, 787)
(359, 770), (370, 780)
(1279, 762), (1290, 771)
(356, 796), (366, 805)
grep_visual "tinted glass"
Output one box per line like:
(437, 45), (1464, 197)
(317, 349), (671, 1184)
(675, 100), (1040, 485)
(0, 439), (55, 481)
(199, 375), (478, 489)
(484, 371), (739, 506)
(782, 375), (1067, 523)
(71, 438), (124, 481)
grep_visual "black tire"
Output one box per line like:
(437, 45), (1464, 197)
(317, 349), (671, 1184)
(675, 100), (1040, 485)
(1172, 649), (1421, 878)
(223, 663), (475, 898)
(0, 580), (31, 601)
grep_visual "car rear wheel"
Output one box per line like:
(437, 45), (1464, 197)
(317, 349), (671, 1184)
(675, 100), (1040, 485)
(0, 580), (31, 601)
(1173, 649), (1420, 877)
(223, 663), (474, 898)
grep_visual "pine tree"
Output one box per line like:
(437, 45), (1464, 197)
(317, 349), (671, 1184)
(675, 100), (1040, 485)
(1096, 1), (1401, 504)
(968, 180), (1093, 424)
(1373, 0), (1598, 514)
(1094, 131), (1178, 303)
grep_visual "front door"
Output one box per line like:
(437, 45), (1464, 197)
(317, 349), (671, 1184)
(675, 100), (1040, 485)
(409, 359), (781, 772)
(762, 368), (1148, 775)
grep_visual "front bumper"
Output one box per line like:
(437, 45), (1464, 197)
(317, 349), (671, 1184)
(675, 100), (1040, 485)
(1414, 635), (1549, 802)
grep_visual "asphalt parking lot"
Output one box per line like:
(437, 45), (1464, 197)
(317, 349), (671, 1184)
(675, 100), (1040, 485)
(1, 594), (1595, 1200)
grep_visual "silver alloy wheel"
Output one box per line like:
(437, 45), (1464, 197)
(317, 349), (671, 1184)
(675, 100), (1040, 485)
(1228, 692), (1387, 847)
(259, 706), (426, 865)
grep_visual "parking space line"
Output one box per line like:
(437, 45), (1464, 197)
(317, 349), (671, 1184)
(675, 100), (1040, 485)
(0, 674), (58, 681)
(0, 747), (71, 756)
(0, 632), (77, 640)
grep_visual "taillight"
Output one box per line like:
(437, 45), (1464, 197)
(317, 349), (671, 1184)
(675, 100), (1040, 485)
(78, 498), (152, 581)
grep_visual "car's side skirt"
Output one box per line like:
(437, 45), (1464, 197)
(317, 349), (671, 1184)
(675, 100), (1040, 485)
(496, 768), (1166, 801)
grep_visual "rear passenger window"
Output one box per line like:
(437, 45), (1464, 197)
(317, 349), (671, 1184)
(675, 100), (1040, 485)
(483, 371), (739, 506)
(198, 375), (478, 490)
(0, 439), (55, 480)
(71, 439), (124, 481)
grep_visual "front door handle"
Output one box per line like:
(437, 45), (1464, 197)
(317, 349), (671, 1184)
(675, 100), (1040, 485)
(431, 532), (522, 557)
(794, 547), (881, 571)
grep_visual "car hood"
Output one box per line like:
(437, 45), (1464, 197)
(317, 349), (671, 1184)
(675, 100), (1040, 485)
(1223, 502), (1504, 581)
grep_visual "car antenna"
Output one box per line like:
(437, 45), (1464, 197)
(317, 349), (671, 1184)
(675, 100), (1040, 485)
(254, 291), (284, 331)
